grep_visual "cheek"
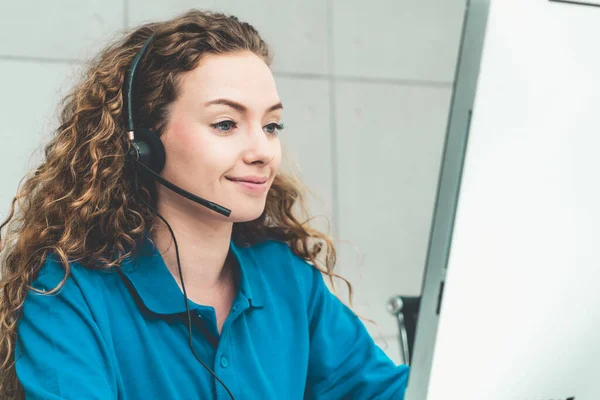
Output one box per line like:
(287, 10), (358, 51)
(167, 121), (218, 165)
(272, 142), (283, 171)
(166, 123), (238, 181)
(168, 120), (205, 157)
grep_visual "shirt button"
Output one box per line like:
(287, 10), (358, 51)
(220, 356), (229, 368)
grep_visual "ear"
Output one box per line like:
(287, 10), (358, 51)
(134, 128), (166, 173)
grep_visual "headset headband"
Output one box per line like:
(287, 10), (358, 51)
(126, 34), (155, 140)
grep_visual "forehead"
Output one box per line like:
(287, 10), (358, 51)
(177, 51), (280, 107)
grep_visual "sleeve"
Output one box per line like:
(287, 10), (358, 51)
(303, 265), (410, 400)
(15, 259), (116, 400)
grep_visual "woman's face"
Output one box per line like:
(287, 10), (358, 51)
(159, 51), (283, 223)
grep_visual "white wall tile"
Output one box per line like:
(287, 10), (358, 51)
(332, 0), (466, 82)
(275, 76), (333, 235)
(333, 81), (452, 336)
(0, 60), (78, 218)
(127, 0), (330, 75)
(0, 1), (123, 60)
(126, 0), (217, 26)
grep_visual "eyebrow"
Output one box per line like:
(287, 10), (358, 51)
(204, 98), (283, 113)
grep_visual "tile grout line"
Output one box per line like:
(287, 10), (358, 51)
(123, 0), (129, 30)
(326, 0), (340, 241)
(333, 75), (452, 88)
(0, 55), (453, 89)
(0, 55), (83, 65)
(274, 71), (452, 88)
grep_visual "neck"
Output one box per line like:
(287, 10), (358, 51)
(151, 199), (234, 295)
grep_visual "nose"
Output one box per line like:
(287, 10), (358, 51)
(242, 123), (277, 165)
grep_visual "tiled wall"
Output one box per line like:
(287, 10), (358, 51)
(0, 0), (467, 365)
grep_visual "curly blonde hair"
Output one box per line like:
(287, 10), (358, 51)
(0, 9), (352, 398)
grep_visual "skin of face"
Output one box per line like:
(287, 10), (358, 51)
(157, 50), (283, 223)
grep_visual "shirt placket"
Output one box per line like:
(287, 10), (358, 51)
(213, 295), (250, 400)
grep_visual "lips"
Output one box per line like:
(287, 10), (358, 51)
(226, 176), (268, 184)
(226, 175), (269, 194)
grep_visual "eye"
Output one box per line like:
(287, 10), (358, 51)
(211, 120), (238, 132)
(264, 122), (285, 135)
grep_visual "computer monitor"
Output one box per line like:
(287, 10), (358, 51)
(405, 1), (600, 399)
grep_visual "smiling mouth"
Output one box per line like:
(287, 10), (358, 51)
(226, 177), (269, 193)
(225, 177), (268, 184)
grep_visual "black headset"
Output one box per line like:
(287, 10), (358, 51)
(124, 33), (236, 400)
(125, 34), (231, 217)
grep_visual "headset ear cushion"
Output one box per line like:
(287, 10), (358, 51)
(134, 128), (166, 174)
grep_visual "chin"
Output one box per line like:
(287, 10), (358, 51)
(228, 212), (265, 224)
(219, 203), (266, 223)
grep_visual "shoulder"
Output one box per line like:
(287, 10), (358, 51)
(31, 254), (81, 292)
(33, 254), (114, 289)
(28, 253), (122, 311)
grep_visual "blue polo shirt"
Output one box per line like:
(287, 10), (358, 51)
(15, 237), (409, 399)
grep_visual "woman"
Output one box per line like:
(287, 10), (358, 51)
(0, 9), (409, 399)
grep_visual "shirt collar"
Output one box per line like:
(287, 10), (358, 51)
(118, 235), (265, 315)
